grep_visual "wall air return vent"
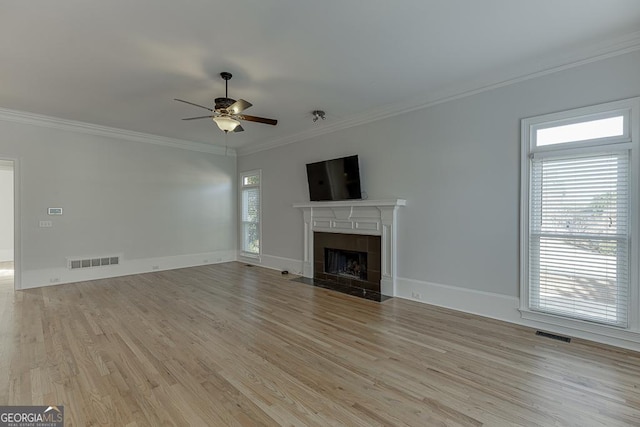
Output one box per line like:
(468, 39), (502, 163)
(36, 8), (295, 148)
(67, 255), (121, 270)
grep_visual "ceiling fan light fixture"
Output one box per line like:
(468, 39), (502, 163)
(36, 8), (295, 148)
(213, 116), (240, 132)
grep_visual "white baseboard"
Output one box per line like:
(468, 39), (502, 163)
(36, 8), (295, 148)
(396, 276), (640, 352)
(19, 250), (236, 290)
(396, 276), (521, 324)
(518, 309), (640, 352)
(239, 252), (303, 275)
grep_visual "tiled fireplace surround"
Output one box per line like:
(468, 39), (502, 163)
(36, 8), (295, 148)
(294, 199), (406, 296)
(314, 232), (382, 291)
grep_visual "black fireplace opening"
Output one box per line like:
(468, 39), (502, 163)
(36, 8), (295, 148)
(324, 248), (367, 281)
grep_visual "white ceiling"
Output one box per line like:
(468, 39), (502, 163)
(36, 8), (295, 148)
(1, 1), (640, 154)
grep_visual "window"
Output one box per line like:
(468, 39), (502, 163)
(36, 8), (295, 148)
(521, 98), (638, 329)
(536, 115), (626, 147)
(240, 170), (261, 257)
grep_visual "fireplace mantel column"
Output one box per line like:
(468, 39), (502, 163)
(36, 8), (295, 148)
(379, 206), (398, 296)
(294, 199), (406, 297)
(301, 207), (313, 278)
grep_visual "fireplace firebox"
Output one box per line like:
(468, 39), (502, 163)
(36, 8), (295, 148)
(324, 248), (367, 281)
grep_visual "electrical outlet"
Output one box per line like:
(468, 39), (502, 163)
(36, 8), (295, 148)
(411, 292), (422, 300)
(39, 220), (53, 228)
(216, 257), (222, 262)
(203, 259), (209, 263)
(50, 278), (60, 283)
(152, 265), (159, 270)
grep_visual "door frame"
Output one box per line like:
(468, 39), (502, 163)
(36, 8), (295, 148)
(0, 157), (19, 290)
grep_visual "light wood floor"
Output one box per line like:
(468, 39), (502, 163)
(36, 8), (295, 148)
(1, 262), (639, 426)
(0, 261), (13, 289)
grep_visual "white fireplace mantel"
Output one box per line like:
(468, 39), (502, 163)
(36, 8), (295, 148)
(293, 199), (406, 296)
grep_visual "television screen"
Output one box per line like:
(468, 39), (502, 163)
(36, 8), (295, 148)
(306, 155), (362, 201)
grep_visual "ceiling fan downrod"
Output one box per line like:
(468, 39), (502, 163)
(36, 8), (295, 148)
(220, 72), (232, 98)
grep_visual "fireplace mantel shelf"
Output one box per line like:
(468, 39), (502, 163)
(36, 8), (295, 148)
(294, 198), (405, 297)
(293, 199), (406, 209)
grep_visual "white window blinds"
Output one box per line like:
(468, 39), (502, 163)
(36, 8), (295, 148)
(529, 152), (630, 327)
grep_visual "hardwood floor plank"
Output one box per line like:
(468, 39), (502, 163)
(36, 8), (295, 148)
(2, 261), (640, 426)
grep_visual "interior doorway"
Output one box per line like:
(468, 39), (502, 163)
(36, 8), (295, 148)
(0, 160), (14, 290)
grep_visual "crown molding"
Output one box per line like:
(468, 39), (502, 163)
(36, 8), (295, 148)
(237, 30), (640, 156)
(0, 108), (236, 157)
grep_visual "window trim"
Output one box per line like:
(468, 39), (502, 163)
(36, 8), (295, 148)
(239, 169), (262, 260)
(520, 97), (640, 336)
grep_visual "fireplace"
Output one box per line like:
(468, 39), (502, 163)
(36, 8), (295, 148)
(314, 232), (381, 292)
(294, 198), (405, 296)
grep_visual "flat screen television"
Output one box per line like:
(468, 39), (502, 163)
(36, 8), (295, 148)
(306, 155), (362, 201)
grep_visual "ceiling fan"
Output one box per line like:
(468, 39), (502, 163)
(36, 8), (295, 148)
(174, 72), (277, 133)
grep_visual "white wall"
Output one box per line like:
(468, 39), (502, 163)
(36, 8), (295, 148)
(0, 119), (237, 288)
(238, 51), (640, 333)
(0, 161), (13, 261)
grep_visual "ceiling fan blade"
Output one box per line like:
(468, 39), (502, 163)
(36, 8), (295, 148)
(227, 99), (252, 115)
(239, 115), (278, 126)
(174, 98), (213, 111)
(182, 115), (214, 120)
(234, 125), (244, 133)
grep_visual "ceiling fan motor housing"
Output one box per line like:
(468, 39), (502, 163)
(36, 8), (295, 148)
(215, 97), (236, 111)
